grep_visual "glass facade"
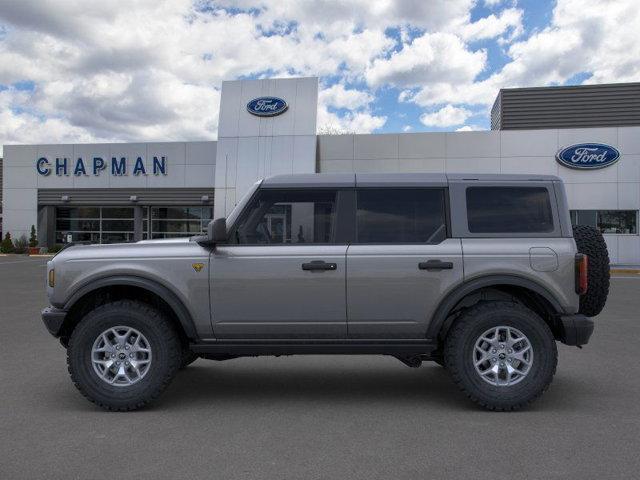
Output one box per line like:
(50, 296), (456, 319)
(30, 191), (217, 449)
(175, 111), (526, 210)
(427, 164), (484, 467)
(55, 206), (213, 244)
(55, 207), (133, 244)
(146, 206), (213, 239)
(570, 210), (638, 234)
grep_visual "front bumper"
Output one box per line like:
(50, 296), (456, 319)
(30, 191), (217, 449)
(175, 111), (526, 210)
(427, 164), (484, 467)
(42, 306), (67, 337)
(558, 314), (594, 346)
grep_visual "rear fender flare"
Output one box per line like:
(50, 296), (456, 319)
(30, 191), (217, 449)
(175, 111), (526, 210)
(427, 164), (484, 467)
(426, 275), (564, 339)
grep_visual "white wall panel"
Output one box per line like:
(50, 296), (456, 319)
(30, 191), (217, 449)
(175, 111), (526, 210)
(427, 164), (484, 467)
(185, 141), (216, 166)
(397, 158), (446, 173)
(617, 154), (640, 183)
(4, 145), (38, 167)
(617, 182), (640, 209)
(558, 128), (618, 149)
(4, 166), (37, 189)
(184, 165), (216, 188)
(317, 135), (354, 160)
(353, 159), (399, 172)
(501, 129), (558, 157)
(617, 236), (639, 264)
(446, 131), (500, 158)
(319, 159), (355, 173)
(500, 156), (558, 175)
(446, 156), (501, 173)
(354, 134), (398, 160)
(398, 133), (445, 159)
(566, 183), (619, 209)
(618, 127), (640, 155)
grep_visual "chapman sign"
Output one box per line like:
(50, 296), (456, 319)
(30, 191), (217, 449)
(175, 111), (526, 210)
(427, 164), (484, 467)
(36, 156), (168, 177)
(246, 97), (288, 117)
(556, 143), (620, 170)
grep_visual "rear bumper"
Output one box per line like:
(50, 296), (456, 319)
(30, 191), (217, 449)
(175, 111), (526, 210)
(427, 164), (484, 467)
(558, 314), (594, 346)
(42, 306), (67, 337)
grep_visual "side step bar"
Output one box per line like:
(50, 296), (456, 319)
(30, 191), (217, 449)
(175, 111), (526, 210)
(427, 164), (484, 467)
(190, 339), (437, 357)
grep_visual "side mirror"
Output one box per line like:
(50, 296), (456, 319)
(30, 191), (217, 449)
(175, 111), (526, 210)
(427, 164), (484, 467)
(208, 217), (227, 244)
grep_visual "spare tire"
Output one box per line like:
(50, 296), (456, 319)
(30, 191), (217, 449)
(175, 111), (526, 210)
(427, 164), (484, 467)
(572, 224), (610, 316)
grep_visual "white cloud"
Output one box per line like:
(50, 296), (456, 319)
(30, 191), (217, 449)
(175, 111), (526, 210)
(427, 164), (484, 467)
(403, 0), (640, 111)
(317, 106), (386, 134)
(456, 125), (484, 131)
(0, 0), (638, 147)
(402, 125), (413, 132)
(484, 0), (507, 7)
(366, 32), (486, 88)
(319, 84), (373, 110)
(459, 8), (523, 42)
(420, 105), (472, 127)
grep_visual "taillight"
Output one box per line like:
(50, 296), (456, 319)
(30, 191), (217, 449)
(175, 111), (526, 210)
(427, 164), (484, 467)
(575, 254), (588, 295)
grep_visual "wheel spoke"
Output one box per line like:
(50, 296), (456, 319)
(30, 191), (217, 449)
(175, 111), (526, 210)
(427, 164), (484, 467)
(92, 326), (152, 387)
(473, 325), (533, 387)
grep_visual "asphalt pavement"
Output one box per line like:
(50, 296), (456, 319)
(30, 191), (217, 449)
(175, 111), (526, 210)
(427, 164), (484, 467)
(1, 255), (639, 479)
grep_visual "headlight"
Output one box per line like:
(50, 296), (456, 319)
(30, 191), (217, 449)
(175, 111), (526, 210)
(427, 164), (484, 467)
(48, 269), (55, 288)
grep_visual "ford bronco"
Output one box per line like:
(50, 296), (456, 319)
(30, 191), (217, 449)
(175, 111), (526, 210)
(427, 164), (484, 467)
(42, 173), (609, 411)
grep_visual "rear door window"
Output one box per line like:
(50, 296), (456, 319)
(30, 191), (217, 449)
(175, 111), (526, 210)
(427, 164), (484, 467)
(356, 188), (447, 243)
(466, 186), (554, 233)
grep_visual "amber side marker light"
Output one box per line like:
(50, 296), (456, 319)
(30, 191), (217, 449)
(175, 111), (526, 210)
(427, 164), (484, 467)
(575, 254), (588, 295)
(48, 269), (55, 288)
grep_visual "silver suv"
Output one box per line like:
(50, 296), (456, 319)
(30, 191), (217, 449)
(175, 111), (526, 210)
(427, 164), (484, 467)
(42, 173), (609, 411)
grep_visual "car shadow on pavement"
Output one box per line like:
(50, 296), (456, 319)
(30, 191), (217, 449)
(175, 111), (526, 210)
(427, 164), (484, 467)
(155, 361), (480, 411)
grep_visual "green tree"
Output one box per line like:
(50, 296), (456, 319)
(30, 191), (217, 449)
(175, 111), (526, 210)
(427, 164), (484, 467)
(1, 232), (15, 253)
(29, 225), (38, 248)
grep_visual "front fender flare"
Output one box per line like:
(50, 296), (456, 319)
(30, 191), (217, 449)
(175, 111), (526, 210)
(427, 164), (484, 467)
(63, 275), (198, 339)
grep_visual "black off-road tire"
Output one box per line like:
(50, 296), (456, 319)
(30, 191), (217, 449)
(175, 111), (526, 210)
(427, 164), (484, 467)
(444, 301), (557, 411)
(572, 224), (610, 317)
(67, 300), (182, 411)
(180, 349), (199, 369)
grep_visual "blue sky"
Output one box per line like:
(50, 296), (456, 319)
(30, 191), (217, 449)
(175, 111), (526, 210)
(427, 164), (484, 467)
(0, 0), (637, 151)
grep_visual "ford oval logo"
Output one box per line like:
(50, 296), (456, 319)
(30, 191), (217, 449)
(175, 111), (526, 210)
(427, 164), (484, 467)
(556, 143), (620, 170)
(247, 97), (288, 117)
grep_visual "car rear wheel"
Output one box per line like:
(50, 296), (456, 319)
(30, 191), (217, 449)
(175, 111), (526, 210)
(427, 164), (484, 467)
(444, 301), (557, 411)
(67, 300), (181, 411)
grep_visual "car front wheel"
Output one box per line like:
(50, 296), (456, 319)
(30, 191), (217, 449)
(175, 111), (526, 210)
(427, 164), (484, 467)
(67, 300), (181, 411)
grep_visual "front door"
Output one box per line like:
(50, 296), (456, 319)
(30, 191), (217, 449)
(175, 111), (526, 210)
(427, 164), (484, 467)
(211, 188), (348, 338)
(346, 188), (463, 338)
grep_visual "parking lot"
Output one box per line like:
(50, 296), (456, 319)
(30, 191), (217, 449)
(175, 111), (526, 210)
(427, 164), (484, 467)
(1, 255), (639, 479)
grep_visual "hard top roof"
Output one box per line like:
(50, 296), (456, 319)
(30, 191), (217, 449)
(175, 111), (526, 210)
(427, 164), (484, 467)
(261, 172), (560, 188)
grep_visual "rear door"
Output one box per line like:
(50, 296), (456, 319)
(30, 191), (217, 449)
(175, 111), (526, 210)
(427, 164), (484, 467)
(211, 188), (349, 338)
(346, 187), (463, 338)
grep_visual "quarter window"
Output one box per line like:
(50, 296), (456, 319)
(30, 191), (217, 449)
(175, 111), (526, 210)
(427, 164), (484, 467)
(466, 187), (554, 234)
(356, 188), (447, 243)
(233, 189), (337, 244)
(570, 210), (637, 234)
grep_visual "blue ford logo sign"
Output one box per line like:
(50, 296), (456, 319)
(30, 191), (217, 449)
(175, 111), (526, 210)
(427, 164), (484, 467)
(247, 97), (288, 117)
(556, 143), (620, 170)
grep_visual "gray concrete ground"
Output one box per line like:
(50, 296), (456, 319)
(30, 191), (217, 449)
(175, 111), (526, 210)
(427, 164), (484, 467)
(1, 255), (639, 480)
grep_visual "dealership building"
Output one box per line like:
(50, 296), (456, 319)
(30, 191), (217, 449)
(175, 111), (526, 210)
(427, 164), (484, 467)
(1, 78), (640, 264)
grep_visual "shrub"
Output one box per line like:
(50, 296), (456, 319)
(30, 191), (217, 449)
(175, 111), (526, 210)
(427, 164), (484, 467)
(1, 233), (14, 253)
(48, 244), (64, 254)
(13, 235), (29, 254)
(29, 225), (38, 248)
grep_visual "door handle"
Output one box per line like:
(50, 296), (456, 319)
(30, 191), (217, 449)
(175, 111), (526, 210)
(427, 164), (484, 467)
(302, 260), (337, 271)
(419, 260), (453, 271)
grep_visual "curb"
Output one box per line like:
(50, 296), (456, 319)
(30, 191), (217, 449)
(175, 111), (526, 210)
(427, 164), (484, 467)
(611, 268), (640, 275)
